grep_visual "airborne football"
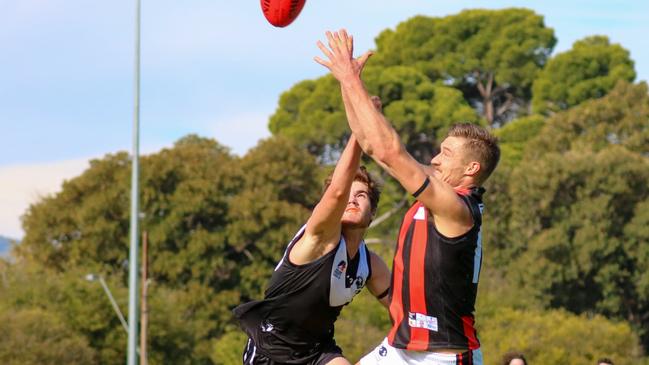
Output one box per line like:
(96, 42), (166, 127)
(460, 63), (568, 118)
(260, 0), (306, 27)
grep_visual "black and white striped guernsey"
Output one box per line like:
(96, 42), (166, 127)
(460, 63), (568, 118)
(233, 225), (372, 363)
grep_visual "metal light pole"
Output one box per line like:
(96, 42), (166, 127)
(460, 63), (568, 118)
(127, 0), (142, 363)
(85, 274), (129, 333)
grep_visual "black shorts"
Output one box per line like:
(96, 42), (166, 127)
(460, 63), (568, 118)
(242, 337), (344, 365)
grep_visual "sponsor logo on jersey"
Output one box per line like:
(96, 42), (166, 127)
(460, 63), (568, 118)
(355, 276), (365, 287)
(378, 346), (388, 357)
(345, 275), (366, 292)
(333, 260), (347, 279)
(408, 312), (438, 331)
(260, 321), (274, 333)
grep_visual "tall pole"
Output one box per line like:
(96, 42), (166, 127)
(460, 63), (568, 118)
(140, 231), (149, 365)
(127, 0), (142, 363)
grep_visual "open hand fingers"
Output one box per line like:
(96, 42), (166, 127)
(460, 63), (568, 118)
(317, 29), (359, 73)
(314, 56), (331, 69)
(317, 40), (334, 61)
(340, 29), (353, 54)
(326, 31), (340, 56)
(356, 50), (374, 69)
(327, 30), (353, 58)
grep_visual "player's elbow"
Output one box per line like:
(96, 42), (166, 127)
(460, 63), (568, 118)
(325, 185), (348, 201)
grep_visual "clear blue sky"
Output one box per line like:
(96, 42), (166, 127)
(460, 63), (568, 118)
(1, 0), (647, 238)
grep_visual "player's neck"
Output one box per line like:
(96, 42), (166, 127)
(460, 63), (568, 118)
(455, 176), (477, 191)
(342, 227), (365, 257)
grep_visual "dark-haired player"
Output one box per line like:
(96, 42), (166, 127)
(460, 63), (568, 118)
(234, 99), (391, 365)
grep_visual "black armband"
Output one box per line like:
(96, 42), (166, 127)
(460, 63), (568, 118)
(376, 288), (390, 300)
(412, 177), (430, 198)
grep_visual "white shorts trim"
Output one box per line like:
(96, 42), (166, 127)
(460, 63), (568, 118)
(359, 338), (483, 365)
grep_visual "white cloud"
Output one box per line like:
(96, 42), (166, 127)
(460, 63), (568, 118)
(0, 158), (91, 239)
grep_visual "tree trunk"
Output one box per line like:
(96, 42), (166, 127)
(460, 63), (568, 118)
(140, 231), (148, 365)
(476, 72), (495, 125)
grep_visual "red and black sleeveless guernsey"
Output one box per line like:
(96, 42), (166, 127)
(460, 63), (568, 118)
(387, 187), (485, 352)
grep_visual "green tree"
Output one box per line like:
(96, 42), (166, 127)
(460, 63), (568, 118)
(481, 114), (547, 268)
(211, 330), (248, 365)
(509, 146), (649, 346)
(532, 36), (636, 114)
(0, 308), (98, 365)
(494, 114), (546, 166)
(503, 82), (649, 349)
(269, 76), (347, 160)
(0, 263), (127, 364)
(479, 308), (644, 365)
(527, 81), (649, 158)
(17, 151), (132, 271)
(17, 135), (242, 283)
(373, 8), (556, 125)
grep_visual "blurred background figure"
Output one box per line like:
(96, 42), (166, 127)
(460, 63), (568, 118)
(502, 352), (527, 365)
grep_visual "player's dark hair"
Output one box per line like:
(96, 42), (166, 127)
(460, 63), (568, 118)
(323, 166), (381, 213)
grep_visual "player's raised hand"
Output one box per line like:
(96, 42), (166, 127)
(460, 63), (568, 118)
(314, 29), (372, 82)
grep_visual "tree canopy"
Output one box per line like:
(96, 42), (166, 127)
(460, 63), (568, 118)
(373, 8), (556, 125)
(532, 36), (636, 114)
(505, 82), (649, 348)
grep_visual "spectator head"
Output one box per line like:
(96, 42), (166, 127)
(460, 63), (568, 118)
(502, 352), (528, 365)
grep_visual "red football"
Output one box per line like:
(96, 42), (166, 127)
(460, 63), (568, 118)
(260, 0), (306, 27)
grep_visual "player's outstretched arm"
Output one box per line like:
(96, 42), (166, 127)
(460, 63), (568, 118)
(290, 136), (363, 265)
(316, 30), (472, 233)
(367, 251), (391, 309)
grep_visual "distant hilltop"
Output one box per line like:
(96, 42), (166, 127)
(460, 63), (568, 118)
(0, 236), (16, 257)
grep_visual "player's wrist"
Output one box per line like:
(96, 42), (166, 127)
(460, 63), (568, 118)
(339, 73), (362, 88)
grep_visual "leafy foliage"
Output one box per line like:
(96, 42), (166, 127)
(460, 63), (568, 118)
(494, 114), (545, 166)
(479, 308), (643, 365)
(532, 36), (636, 114)
(211, 330), (248, 365)
(527, 81), (649, 158)
(508, 146), (649, 344)
(503, 82), (649, 348)
(373, 9), (556, 125)
(0, 263), (127, 364)
(0, 307), (98, 365)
